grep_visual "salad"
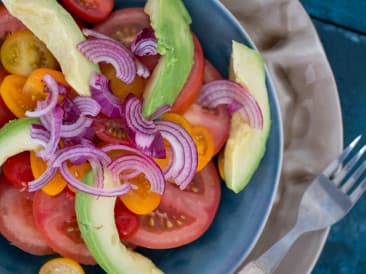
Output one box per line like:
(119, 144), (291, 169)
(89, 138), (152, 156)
(0, 0), (271, 273)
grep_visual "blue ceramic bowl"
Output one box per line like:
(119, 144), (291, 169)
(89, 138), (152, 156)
(0, 0), (283, 273)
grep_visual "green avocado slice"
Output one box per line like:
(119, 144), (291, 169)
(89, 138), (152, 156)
(223, 41), (271, 193)
(142, 0), (194, 117)
(0, 118), (41, 166)
(75, 170), (163, 274)
(2, 0), (99, 96)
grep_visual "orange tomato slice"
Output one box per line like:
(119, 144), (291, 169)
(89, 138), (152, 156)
(30, 151), (90, 196)
(0, 68), (67, 118)
(120, 173), (161, 215)
(100, 63), (146, 100)
(0, 74), (27, 117)
(191, 125), (215, 172)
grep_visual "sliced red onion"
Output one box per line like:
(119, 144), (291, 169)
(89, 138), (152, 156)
(155, 120), (198, 190)
(50, 144), (112, 168)
(60, 116), (93, 138)
(73, 96), (101, 117)
(30, 124), (50, 148)
(197, 80), (263, 129)
(78, 38), (136, 84)
(28, 167), (58, 192)
(25, 74), (60, 118)
(135, 59), (150, 79)
(121, 95), (165, 158)
(102, 144), (165, 194)
(90, 73), (123, 118)
(60, 163), (132, 197)
(37, 106), (63, 161)
(131, 28), (157, 56)
(82, 28), (116, 41)
(61, 97), (81, 123)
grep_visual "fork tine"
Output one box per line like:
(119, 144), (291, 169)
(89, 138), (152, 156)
(333, 145), (366, 186)
(350, 176), (366, 203)
(341, 159), (366, 193)
(323, 135), (362, 177)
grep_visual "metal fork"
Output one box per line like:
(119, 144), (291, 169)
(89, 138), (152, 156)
(241, 136), (366, 274)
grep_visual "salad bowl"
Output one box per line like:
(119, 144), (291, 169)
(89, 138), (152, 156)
(0, 0), (283, 273)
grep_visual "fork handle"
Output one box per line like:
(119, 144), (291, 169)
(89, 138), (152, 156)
(240, 226), (302, 274)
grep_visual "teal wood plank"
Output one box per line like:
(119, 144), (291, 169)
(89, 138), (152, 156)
(311, 19), (366, 274)
(300, 0), (366, 34)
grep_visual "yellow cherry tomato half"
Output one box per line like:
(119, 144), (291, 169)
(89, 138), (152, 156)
(162, 112), (193, 135)
(0, 68), (67, 118)
(191, 125), (215, 172)
(0, 74), (27, 117)
(30, 151), (90, 196)
(100, 63), (146, 100)
(39, 257), (85, 274)
(120, 173), (161, 215)
(1, 30), (58, 76)
(23, 68), (68, 98)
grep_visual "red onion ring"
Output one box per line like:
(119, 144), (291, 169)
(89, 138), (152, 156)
(25, 74), (60, 118)
(131, 28), (157, 56)
(78, 38), (136, 84)
(90, 73), (123, 118)
(102, 144), (165, 195)
(197, 80), (263, 129)
(121, 95), (165, 158)
(155, 120), (198, 190)
(27, 167), (58, 192)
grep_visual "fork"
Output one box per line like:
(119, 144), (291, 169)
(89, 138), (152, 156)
(240, 135), (366, 274)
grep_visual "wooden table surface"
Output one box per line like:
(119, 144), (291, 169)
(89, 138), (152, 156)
(301, 1), (366, 273)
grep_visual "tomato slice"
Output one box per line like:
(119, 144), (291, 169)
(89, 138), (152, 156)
(115, 199), (140, 240)
(128, 161), (221, 249)
(1, 30), (59, 76)
(93, 8), (150, 47)
(171, 34), (205, 114)
(33, 190), (96, 265)
(0, 4), (26, 44)
(93, 7), (160, 71)
(100, 63), (147, 101)
(0, 96), (15, 127)
(2, 151), (34, 190)
(183, 61), (230, 154)
(0, 176), (53, 255)
(93, 116), (130, 145)
(61, 0), (114, 24)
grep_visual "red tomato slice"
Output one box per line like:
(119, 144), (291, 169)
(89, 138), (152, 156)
(115, 199), (140, 240)
(0, 176), (53, 255)
(60, 0), (114, 24)
(170, 34), (205, 114)
(93, 116), (130, 145)
(93, 7), (151, 47)
(32, 190), (96, 265)
(0, 4), (26, 43)
(0, 95), (15, 128)
(2, 151), (34, 190)
(128, 161), (221, 249)
(93, 7), (160, 71)
(183, 61), (230, 154)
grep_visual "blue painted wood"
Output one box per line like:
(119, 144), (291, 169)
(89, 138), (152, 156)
(311, 19), (366, 274)
(301, 0), (366, 34)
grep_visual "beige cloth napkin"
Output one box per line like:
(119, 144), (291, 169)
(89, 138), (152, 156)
(220, 0), (343, 273)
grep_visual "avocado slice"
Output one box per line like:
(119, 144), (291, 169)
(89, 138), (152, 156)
(224, 41), (271, 193)
(75, 170), (163, 274)
(142, 0), (194, 117)
(2, 0), (99, 96)
(0, 118), (41, 165)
